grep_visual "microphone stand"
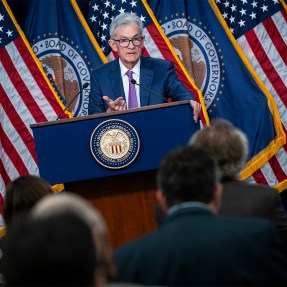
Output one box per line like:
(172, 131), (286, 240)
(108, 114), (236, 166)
(131, 79), (168, 103)
(56, 83), (89, 120)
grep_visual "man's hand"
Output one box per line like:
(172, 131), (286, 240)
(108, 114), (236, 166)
(103, 96), (127, 112)
(189, 100), (201, 123)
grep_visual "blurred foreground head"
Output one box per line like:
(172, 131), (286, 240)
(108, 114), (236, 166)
(32, 192), (116, 285)
(3, 211), (96, 286)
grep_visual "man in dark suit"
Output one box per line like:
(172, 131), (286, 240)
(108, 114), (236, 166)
(113, 146), (287, 286)
(88, 12), (201, 121)
(189, 118), (287, 242)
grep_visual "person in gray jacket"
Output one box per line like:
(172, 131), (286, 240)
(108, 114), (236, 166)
(189, 118), (287, 242)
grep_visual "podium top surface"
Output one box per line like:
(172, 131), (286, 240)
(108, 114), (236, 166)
(31, 100), (200, 184)
(30, 100), (191, 128)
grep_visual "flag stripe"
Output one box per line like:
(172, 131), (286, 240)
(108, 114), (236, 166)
(237, 39), (287, 131)
(244, 30), (287, 103)
(0, 157), (13, 188)
(144, 24), (202, 104)
(250, 168), (269, 186)
(7, 39), (52, 121)
(0, 150), (19, 188)
(269, 155), (286, 182)
(260, 162), (279, 186)
(0, 109), (38, 175)
(262, 17), (287, 68)
(0, 176), (7, 199)
(0, 123), (30, 177)
(145, 25), (169, 59)
(0, 85), (37, 162)
(251, 148), (287, 187)
(281, 7), (287, 25)
(0, 156), (18, 188)
(145, 25), (193, 92)
(2, 48), (46, 126)
(143, 26), (164, 58)
(14, 39), (59, 119)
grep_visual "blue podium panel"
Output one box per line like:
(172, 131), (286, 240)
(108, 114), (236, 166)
(31, 101), (200, 185)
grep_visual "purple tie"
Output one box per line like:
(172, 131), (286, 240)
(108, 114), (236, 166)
(126, 70), (138, 109)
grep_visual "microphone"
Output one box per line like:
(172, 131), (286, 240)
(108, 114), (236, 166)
(56, 82), (90, 120)
(131, 79), (168, 103)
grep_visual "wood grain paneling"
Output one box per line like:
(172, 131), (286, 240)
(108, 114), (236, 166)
(65, 170), (158, 248)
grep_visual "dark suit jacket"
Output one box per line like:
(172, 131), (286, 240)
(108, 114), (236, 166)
(88, 56), (194, 114)
(113, 207), (287, 286)
(219, 179), (287, 242)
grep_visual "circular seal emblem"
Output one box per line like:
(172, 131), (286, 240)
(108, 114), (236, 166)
(90, 119), (140, 169)
(160, 18), (223, 113)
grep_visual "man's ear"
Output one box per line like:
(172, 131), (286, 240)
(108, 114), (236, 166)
(209, 183), (223, 214)
(140, 35), (145, 49)
(108, 39), (118, 52)
(156, 189), (169, 213)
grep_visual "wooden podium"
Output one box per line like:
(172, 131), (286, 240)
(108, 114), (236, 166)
(31, 101), (200, 247)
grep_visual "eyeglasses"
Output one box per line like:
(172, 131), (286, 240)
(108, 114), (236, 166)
(112, 36), (143, 47)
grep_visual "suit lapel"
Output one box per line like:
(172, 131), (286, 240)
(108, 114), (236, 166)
(108, 59), (126, 101)
(140, 57), (154, 107)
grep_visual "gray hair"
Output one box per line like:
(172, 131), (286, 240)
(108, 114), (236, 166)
(31, 193), (116, 280)
(109, 12), (143, 38)
(189, 119), (249, 179)
(31, 193), (107, 234)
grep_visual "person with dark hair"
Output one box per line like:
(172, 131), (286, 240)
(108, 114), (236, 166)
(113, 146), (287, 286)
(189, 118), (287, 242)
(2, 211), (97, 286)
(3, 175), (53, 230)
(88, 12), (201, 122)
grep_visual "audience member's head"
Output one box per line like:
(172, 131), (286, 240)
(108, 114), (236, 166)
(3, 211), (96, 286)
(156, 145), (222, 214)
(3, 175), (53, 230)
(108, 12), (144, 69)
(31, 193), (116, 285)
(109, 12), (143, 39)
(189, 118), (248, 180)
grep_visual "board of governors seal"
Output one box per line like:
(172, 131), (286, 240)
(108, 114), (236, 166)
(90, 119), (140, 169)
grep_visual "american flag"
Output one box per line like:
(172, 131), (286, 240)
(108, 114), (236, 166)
(0, 0), (68, 211)
(214, 0), (287, 191)
(88, 0), (209, 123)
(150, 0), (284, 182)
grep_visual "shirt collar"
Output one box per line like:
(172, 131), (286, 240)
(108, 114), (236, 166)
(167, 202), (210, 216)
(119, 58), (141, 78)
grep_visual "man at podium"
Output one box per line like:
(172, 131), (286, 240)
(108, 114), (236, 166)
(88, 12), (201, 122)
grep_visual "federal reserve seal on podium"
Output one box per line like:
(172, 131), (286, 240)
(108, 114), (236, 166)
(90, 119), (140, 169)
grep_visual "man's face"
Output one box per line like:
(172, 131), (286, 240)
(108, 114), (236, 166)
(108, 23), (144, 69)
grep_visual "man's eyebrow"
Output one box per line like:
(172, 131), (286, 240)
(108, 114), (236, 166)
(117, 33), (141, 39)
